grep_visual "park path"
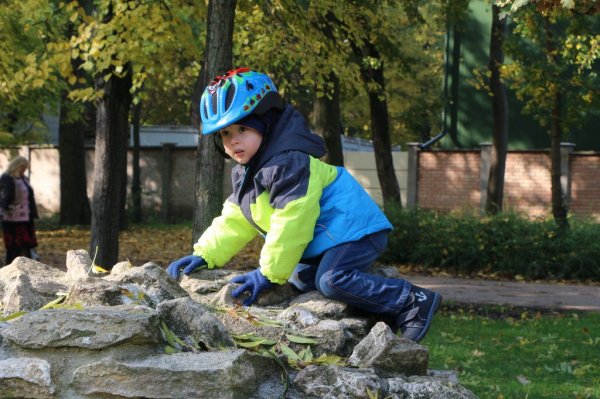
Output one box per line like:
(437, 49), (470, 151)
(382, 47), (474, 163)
(407, 274), (600, 312)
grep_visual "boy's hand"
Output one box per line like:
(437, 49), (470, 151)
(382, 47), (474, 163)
(166, 255), (207, 279)
(230, 269), (274, 306)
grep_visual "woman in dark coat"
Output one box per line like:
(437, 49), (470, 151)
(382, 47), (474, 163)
(0, 156), (39, 265)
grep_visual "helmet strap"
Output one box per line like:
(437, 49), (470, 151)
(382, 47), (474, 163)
(212, 134), (231, 159)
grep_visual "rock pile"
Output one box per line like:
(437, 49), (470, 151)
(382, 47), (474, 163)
(0, 252), (477, 398)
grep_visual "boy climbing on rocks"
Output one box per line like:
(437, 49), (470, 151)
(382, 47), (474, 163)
(167, 68), (441, 342)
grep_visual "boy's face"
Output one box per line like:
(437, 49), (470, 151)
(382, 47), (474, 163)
(219, 124), (263, 165)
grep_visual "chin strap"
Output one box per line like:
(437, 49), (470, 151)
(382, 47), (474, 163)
(212, 134), (231, 159)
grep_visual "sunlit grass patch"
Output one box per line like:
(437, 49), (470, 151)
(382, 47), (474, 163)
(425, 307), (600, 399)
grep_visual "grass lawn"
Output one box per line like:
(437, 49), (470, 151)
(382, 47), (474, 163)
(423, 307), (600, 399)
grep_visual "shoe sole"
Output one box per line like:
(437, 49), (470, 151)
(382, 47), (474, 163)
(414, 292), (442, 343)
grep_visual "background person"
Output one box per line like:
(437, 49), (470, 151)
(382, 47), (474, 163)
(0, 156), (39, 265)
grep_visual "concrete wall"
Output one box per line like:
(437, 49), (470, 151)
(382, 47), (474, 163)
(0, 146), (407, 221)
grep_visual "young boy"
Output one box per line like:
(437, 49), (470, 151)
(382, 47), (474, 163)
(167, 68), (441, 343)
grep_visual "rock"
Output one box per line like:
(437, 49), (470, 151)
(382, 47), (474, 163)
(66, 249), (92, 281)
(180, 268), (240, 296)
(294, 365), (384, 399)
(340, 317), (372, 350)
(157, 297), (235, 350)
(64, 277), (138, 307)
(277, 306), (321, 328)
(289, 291), (349, 319)
(210, 279), (297, 308)
(2, 274), (44, 315)
(71, 350), (277, 399)
(0, 357), (55, 399)
(386, 375), (478, 398)
(348, 322), (429, 376)
(1, 305), (162, 349)
(302, 319), (346, 356)
(111, 260), (135, 275)
(0, 257), (68, 315)
(104, 262), (188, 307)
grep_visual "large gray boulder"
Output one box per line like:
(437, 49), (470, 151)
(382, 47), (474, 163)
(2, 305), (161, 349)
(71, 351), (277, 399)
(0, 257), (68, 315)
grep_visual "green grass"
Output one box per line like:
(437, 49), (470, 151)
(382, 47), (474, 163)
(422, 307), (600, 399)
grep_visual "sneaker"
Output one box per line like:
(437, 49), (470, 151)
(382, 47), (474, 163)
(396, 285), (442, 343)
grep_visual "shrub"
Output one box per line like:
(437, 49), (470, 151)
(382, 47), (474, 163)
(382, 207), (600, 281)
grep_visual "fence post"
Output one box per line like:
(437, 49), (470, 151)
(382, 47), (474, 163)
(561, 142), (576, 210)
(160, 143), (176, 222)
(406, 143), (420, 208)
(479, 143), (492, 213)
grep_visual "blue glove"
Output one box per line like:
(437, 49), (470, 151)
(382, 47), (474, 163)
(166, 255), (207, 279)
(230, 269), (274, 306)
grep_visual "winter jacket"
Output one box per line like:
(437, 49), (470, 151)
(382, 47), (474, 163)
(193, 105), (392, 284)
(0, 173), (39, 221)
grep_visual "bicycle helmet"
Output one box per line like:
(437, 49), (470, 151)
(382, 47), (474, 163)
(200, 67), (284, 135)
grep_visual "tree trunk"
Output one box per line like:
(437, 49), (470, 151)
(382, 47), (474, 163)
(449, 23), (462, 148)
(190, 72), (204, 129)
(192, 0), (236, 244)
(358, 42), (401, 209)
(544, 17), (569, 230)
(90, 68), (132, 269)
(550, 91), (568, 230)
(131, 101), (142, 223)
(313, 72), (344, 166)
(2, 109), (18, 134)
(58, 90), (92, 225)
(485, 5), (508, 215)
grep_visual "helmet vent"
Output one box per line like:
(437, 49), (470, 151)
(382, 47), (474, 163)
(202, 103), (208, 120)
(225, 84), (236, 111)
(210, 92), (218, 114)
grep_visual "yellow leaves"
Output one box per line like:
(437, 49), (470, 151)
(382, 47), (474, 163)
(471, 349), (485, 357)
(25, 53), (37, 65)
(80, 60), (94, 71)
(160, 321), (201, 353)
(92, 264), (110, 274)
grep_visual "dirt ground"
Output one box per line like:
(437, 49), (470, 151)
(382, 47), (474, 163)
(1, 225), (262, 272)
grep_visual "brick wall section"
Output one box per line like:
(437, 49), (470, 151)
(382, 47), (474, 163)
(417, 149), (600, 220)
(418, 151), (481, 211)
(570, 154), (600, 219)
(502, 152), (552, 217)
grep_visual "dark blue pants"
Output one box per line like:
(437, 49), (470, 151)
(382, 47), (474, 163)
(288, 231), (412, 315)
